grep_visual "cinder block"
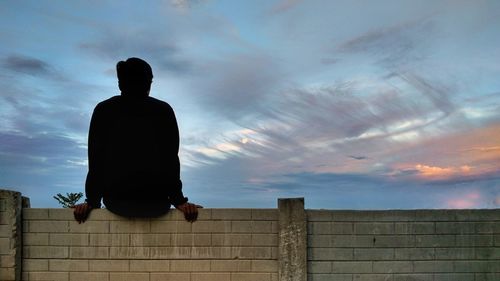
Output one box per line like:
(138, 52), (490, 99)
(110, 221), (150, 233)
(331, 211), (373, 222)
(196, 209), (212, 220)
(373, 261), (412, 273)
(436, 222), (475, 234)
(308, 222), (331, 234)
(308, 261), (331, 273)
(151, 273), (191, 281)
(393, 274), (433, 281)
(309, 273), (352, 281)
(22, 259), (49, 271)
(435, 248), (475, 260)
(251, 234), (278, 246)
(130, 234), (171, 246)
(0, 268), (15, 281)
(455, 209), (500, 221)
(250, 221), (273, 233)
(48, 209), (74, 220)
(1, 255), (15, 267)
(149, 246), (191, 259)
(49, 259), (89, 271)
(373, 235), (415, 247)
(453, 261), (496, 272)
(331, 235), (373, 247)
(0, 237), (10, 254)
(353, 274), (393, 281)
(309, 248), (353, 260)
(30, 221), (68, 232)
(23, 233), (49, 245)
(354, 223), (394, 234)
(354, 248), (394, 260)
(69, 246), (109, 259)
(252, 209), (278, 220)
(0, 212), (8, 224)
(69, 272), (108, 281)
(232, 221), (253, 233)
(413, 261), (454, 272)
(331, 261), (372, 273)
(0, 225), (11, 236)
(109, 272), (149, 281)
(252, 260), (278, 272)
(377, 210), (417, 222)
(456, 234), (493, 247)
(395, 222), (434, 234)
(23, 246), (69, 258)
(22, 209), (49, 220)
(68, 221), (109, 233)
(171, 233), (211, 246)
(191, 273), (230, 281)
(28, 272), (69, 281)
(308, 235), (331, 248)
(475, 247), (500, 259)
(212, 234), (252, 246)
(415, 210), (457, 221)
(170, 260), (210, 271)
(232, 247), (272, 259)
(395, 248), (435, 260)
(307, 210), (333, 222)
(416, 235), (455, 247)
(192, 221), (231, 233)
(475, 273), (500, 281)
(109, 246), (149, 259)
(150, 220), (192, 233)
(49, 233), (89, 246)
(89, 259), (129, 271)
(90, 234), (129, 246)
(231, 272), (271, 281)
(212, 209), (252, 220)
(130, 260), (170, 272)
(271, 222), (278, 233)
(210, 260), (251, 271)
(433, 273), (475, 281)
(475, 222), (500, 234)
(331, 223), (353, 234)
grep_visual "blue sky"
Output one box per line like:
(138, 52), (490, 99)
(1, 0), (499, 209)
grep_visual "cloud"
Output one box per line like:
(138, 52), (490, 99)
(270, 0), (303, 14)
(79, 29), (192, 75)
(338, 16), (435, 69)
(2, 55), (52, 76)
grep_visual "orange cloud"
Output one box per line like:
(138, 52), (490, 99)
(411, 164), (473, 179)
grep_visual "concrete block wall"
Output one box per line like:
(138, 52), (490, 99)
(21, 208), (279, 281)
(307, 209), (500, 281)
(0, 190), (23, 281)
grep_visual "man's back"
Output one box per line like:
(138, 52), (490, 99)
(75, 57), (199, 223)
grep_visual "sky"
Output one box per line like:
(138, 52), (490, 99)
(0, 0), (499, 209)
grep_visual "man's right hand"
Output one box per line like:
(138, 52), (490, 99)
(175, 202), (203, 222)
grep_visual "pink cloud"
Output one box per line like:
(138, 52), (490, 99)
(445, 192), (482, 209)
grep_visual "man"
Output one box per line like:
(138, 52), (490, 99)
(74, 57), (201, 223)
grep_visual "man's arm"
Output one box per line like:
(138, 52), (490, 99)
(74, 106), (104, 223)
(166, 106), (202, 222)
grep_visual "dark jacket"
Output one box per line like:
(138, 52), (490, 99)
(84, 94), (187, 217)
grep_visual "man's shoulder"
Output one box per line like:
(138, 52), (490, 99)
(146, 96), (174, 113)
(95, 96), (121, 110)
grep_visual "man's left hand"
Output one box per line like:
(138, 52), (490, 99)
(73, 202), (93, 223)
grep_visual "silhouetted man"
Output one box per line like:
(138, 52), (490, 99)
(74, 57), (201, 223)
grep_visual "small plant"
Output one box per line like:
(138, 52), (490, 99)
(53, 192), (83, 208)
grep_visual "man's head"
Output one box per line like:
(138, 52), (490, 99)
(117, 57), (153, 97)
